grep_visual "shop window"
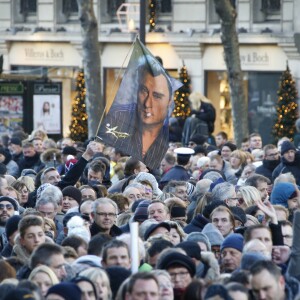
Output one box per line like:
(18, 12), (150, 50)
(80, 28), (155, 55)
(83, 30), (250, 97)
(100, 0), (126, 24)
(253, 0), (281, 23)
(13, 0), (37, 24)
(57, 0), (79, 23)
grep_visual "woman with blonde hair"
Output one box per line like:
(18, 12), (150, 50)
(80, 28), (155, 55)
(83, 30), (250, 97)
(230, 149), (248, 179)
(237, 186), (261, 210)
(80, 267), (112, 300)
(29, 265), (59, 297)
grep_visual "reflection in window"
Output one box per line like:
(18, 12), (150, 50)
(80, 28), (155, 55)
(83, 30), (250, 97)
(63, 0), (78, 15)
(159, 0), (172, 13)
(261, 0), (281, 13)
(107, 0), (125, 16)
(20, 0), (36, 14)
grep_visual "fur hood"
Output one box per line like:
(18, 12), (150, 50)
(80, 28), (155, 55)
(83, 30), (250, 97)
(13, 234), (54, 263)
(40, 148), (62, 164)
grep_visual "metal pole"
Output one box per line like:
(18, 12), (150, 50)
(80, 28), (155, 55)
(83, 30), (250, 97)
(140, 0), (146, 44)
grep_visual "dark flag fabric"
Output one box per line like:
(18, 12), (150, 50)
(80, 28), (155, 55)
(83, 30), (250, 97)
(97, 38), (182, 170)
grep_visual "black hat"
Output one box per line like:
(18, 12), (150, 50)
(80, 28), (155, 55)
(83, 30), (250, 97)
(62, 146), (77, 156)
(62, 186), (82, 204)
(176, 241), (201, 260)
(157, 251), (196, 277)
(3, 288), (35, 300)
(5, 215), (21, 238)
(144, 222), (171, 241)
(106, 266), (131, 299)
(133, 200), (150, 222)
(230, 206), (247, 226)
(280, 141), (296, 155)
(189, 134), (207, 146)
(0, 196), (18, 211)
(9, 137), (22, 146)
(46, 283), (81, 300)
(0, 163), (7, 175)
(205, 284), (233, 300)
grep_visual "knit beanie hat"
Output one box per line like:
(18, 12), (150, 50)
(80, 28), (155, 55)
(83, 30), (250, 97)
(186, 232), (211, 251)
(170, 206), (186, 218)
(106, 266), (131, 300)
(36, 183), (52, 200)
(189, 134), (207, 145)
(240, 252), (268, 271)
(157, 251), (196, 277)
(62, 146), (77, 156)
(186, 182), (195, 196)
(46, 282), (81, 300)
(221, 233), (244, 253)
(230, 206), (247, 226)
(280, 141), (296, 155)
(133, 172), (162, 197)
(62, 186), (82, 204)
(5, 215), (21, 238)
(176, 241), (201, 260)
(0, 163), (7, 175)
(0, 196), (19, 211)
(204, 284), (233, 300)
(202, 223), (224, 246)
(9, 137), (22, 146)
(3, 288), (35, 300)
(270, 182), (297, 208)
(133, 200), (150, 222)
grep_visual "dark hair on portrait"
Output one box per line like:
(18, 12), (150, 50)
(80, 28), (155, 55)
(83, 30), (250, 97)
(137, 55), (172, 101)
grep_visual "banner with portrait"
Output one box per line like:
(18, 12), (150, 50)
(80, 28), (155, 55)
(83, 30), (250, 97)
(33, 94), (61, 134)
(97, 38), (182, 169)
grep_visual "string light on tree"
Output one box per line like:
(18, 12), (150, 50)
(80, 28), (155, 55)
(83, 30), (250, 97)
(69, 69), (88, 142)
(149, 0), (156, 32)
(272, 63), (298, 141)
(172, 64), (191, 119)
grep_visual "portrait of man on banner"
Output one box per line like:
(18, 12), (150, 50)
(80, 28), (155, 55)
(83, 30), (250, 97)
(98, 39), (182, 170)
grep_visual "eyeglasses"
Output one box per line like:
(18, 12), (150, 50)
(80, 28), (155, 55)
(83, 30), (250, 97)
(0, 204), (14, 211)
(266, 152), (279, 157)
(96, 212), (117, 218)
(169, 271), (190, 280)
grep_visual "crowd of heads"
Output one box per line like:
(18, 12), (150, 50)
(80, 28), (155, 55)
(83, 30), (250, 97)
(0, 124), (299, 299)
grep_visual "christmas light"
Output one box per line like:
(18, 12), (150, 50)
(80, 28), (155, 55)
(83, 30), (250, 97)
(69, 69), (88, 141)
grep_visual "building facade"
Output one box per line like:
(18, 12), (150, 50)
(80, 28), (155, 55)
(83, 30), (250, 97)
(0, 0), (299, 142)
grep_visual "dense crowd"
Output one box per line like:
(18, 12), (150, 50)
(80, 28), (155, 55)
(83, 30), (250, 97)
(0, 126), (299, 300)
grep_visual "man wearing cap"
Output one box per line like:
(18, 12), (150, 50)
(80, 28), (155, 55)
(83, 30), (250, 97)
(157, 250), (195, 297)
(144, 222), (171, 241)
(159, 147), (194, 189)
(272, 140), (300, 185)
(8, 137), (23, 165)
(219, 233), (244, 273)
(0, 196), (18, 251)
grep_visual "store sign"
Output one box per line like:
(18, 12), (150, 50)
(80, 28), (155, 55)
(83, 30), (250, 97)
(0, 83), (24, 94)
(9, 42), (82, 67)
(203, 45), (287, 71)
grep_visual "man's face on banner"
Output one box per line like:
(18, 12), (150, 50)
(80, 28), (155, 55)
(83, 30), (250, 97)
(137, 71), (171, 127)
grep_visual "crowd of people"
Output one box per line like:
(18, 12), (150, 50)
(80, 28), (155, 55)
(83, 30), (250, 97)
(0, 125), (299, 300)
